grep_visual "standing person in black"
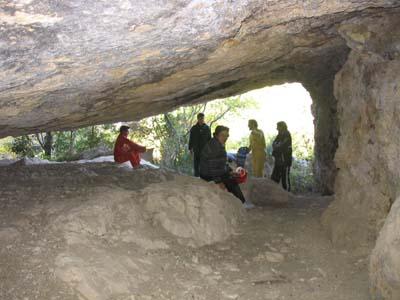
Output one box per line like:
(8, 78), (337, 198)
(271, 121), (293, 191)
(200, 125), (255, 209)
(188, 113), (211, 177)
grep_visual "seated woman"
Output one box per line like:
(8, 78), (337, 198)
(199, 125), (255, 209)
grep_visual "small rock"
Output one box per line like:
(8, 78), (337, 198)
(284, 238), (293, 244)
(254, 251), (285, 263)
(222, 291), (239, 299)
(192, 255), (199, 264)
(195, 264), (213, 275)
(265, 252), (285, 263)
(316, 267), (327, 278)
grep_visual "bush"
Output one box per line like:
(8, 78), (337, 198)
(11, 136), (36, 158)
(290, 158), (314, 193)
(0, 137), (13, 156)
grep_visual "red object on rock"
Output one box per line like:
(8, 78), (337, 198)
(235, 167), (248, 184)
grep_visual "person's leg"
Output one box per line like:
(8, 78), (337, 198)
(254, 154), (265, 177)
(281, 165), (287, 190)
(252, 156), (260, 177)
(193, 153), (201, 177)
(286, 166), (291, 192)
(200, 175), (212, 182)
(271, 164), (281, 183)
(128, 151), (140, 168)
(222, 177), (246, 203)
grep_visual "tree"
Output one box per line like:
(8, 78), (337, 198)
(35, 132), (53, 158)
(51, 124), (117, 161)
(11, 135), (35, 157)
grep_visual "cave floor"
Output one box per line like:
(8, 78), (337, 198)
(0, 163), (369, 300)
(190, 195), (370, 300)
(140, 195), (370, 300)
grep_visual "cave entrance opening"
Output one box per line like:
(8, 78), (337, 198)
(122, 82), (317, 194)
(220, 82), (315, 194)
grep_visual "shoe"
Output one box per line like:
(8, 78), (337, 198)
(243, 201), (255, 209)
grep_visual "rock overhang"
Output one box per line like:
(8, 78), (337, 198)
(1, 0), (399, 137)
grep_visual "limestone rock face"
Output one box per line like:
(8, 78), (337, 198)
(322, 12), (400, 248)
(370, 198), (400, 300)
(1, 1), (399, 138)
(306, 78), (338, 195)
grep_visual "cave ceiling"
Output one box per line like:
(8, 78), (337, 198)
(1, 0), (399, 137)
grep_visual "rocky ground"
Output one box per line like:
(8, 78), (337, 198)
(0, 162), (369, 300)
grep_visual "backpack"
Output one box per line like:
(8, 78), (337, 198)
(236, 147), (250, 167)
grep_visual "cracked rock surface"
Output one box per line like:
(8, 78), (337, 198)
(1, 0), (399, 137)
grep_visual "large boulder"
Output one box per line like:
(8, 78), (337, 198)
(52, 176), (244, 300)
(370, 197), (400, 300)
(0, 162), (244, 300)
(241, 177), (290, 206)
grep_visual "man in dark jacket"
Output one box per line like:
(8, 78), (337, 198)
(271, 121), (292, 191)
(200, 125), (254, 209)
(188, 113), (211, 177)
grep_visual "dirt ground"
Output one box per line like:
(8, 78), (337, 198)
(0, 162), (370, 300)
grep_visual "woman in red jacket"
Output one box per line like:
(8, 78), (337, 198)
(114, 125), (146, 167)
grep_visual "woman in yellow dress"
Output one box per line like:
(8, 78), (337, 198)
(248, 119), (266, 177)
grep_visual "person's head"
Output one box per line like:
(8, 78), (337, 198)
(248, 119), (258, 130)
(277, 121), (287, 133)
(119, 125), (130, 137)
(197, 113), (205, 125)
(213, 125), (229, 145)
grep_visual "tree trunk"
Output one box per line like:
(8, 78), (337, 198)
(43, 132), (53, 157)
(68, 131), (75, 157)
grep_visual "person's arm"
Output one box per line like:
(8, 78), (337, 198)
(249, 131), (254, 152)
(261, 131), (266, 149)
(279, 133), (291, 151)
(125, 137), (146, 153)
(188, 127), (194, 152)
(206, 126), (211, 141)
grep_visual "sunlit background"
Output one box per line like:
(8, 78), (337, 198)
(213, 83), (314, 152)
(227, 83), (313, 139)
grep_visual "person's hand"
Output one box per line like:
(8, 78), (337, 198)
(230, 171), (240, 177)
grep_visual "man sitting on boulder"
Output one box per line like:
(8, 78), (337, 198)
(200, 125), (255, 209)
(114, 125), (146, 168)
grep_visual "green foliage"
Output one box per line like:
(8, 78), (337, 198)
(11, 136), (36, 157)
(225, 136), (249, 152)
(292, 133), (314, 161)
(0, 137), (13, 156)
(290, 159), (314, 194)
(2, 124), (118, 161)
(290, 133), (314, 193)
(53, 124), (117, 161)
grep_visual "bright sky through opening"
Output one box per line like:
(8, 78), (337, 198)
(223, 83), (314, 143)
